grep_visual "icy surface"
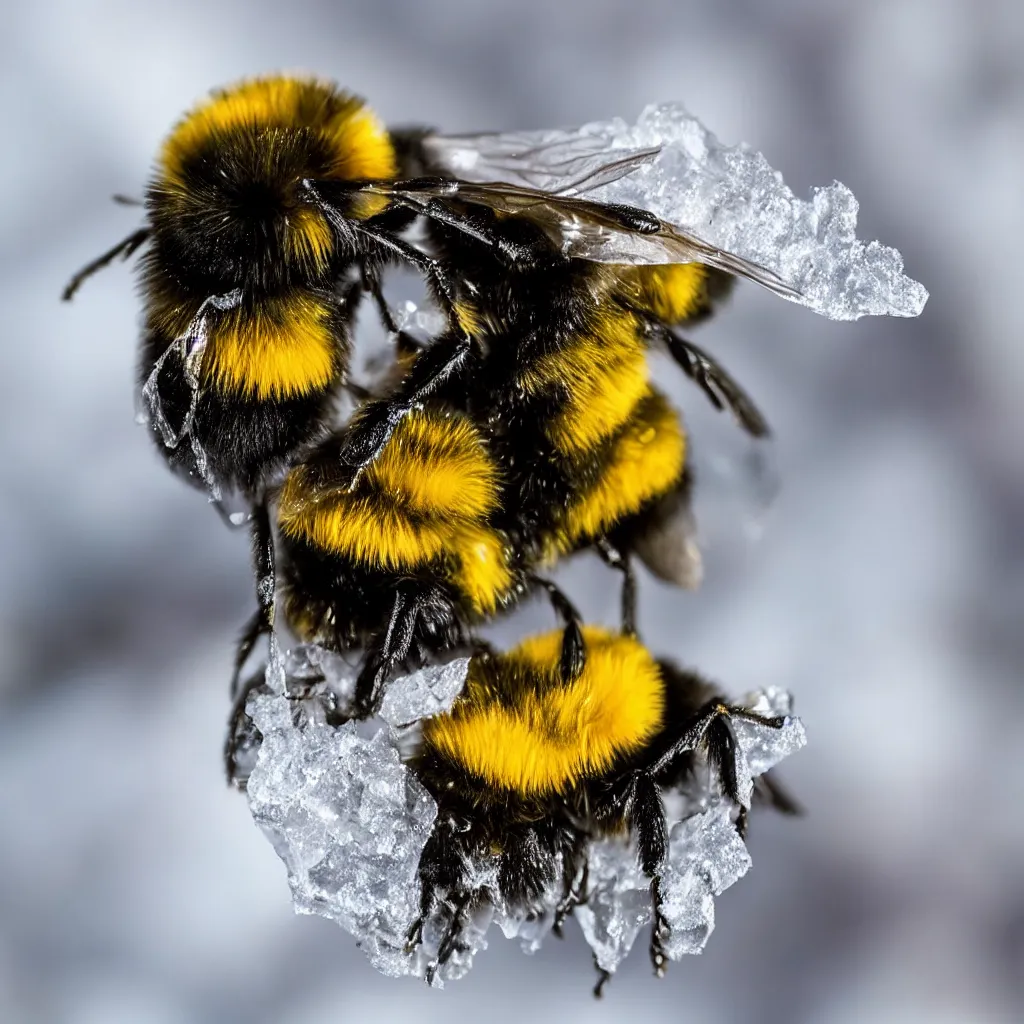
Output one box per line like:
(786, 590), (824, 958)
(430, 104), (927, 321)
(245, 658), (469, 980)
(247, 648), (805, 986)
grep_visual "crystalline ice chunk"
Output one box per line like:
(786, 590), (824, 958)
(245, 659), (469, 981)
(378, 658), (471, 726)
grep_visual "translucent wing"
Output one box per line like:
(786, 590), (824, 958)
(360, 178), (801, 300)
(418, 125), (661, 196)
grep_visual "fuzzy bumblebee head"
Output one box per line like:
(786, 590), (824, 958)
(146, 75), (397, 289)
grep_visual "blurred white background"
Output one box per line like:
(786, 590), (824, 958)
(1, 1), (1022, 1021)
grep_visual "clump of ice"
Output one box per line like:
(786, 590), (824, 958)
(245, 650), (805, 987)
(427, 104), (927, 321)
(245, 652), (470, 980)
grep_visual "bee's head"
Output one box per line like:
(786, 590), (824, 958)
(147, 127), (341, 290)
(145, 77), (396, 291)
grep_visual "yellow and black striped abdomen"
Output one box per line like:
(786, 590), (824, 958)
(146, 288), (346, 402)
(422, 628), (665, 797)
(615, 262), (727, 325)
(516, 307), (649, 457)
(278, 408), (514, 615)
(542, 386), (687, 561)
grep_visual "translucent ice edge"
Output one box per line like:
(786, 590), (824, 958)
(246, 648), (806, 986)
(439, 104), (928, 321)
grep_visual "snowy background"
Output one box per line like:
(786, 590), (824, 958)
(1, 0), (1022, 1021)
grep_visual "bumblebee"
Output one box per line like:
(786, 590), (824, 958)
(63, 75), (417, 502)
(336, 193), (768, 633)
(300, 122), (793, 482)
(408, 627), (798, 989)
(227, 385), (587, 739)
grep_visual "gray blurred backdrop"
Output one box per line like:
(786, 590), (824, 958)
(2, 0), (1022, 1021)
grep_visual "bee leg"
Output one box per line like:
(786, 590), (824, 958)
(223, 666), (271, 787)
(62, 227), (150, 301)
(595, 538), (638, 637)
(651, 324), (770, 439)
(223, 501), (277, 782)
(224, 502), (277, 704)
(624, 771), (671, 978)
(427, 889), (474, 985)
(650, 699), (787, 828)
(354, 221), (470, 341)
(336, 331), (475, 486)
(417, 197), (537, 266)
(648, 875), (670, 978)
(229, 608), (268, 700)
(354, 590), (422, 715)
(409, 814), (466, 958)
(592, 958), (613, 999)
(249, 499), (277, 658)
(526, 574), (585, 681)
(553, 832), (589, 936)
(359, 260), (419, 353)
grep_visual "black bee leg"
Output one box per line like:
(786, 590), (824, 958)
(405, 915), (426, 953)
(223, 502), (278, 782)
(223, 666), (271, 787)
(554, 833), (589, 936)
(427, 890), (474, 985)
(651, 699), (787, 817)
(353, 220), (471, 339)
(358, 260), (419, 353)
(228, 609), (268, 701)
(232, 504), (275, 676)
(409, 815), (467, 959)
(649, 875), (670, 978)
(592, 957), (612, 999)
(336, 331), (475, 486)
(225, 502), (277, 703)
(417, 196), (538, 266)
(619, 771), (671, 975)
(250, 499), (277, 661)
(633, 774), (669, 878)
(297, 180), (457, 333)
(354, 590), (422, 715)
(62, 227), (150, 301)
(526, 573), (585, 681)
(595, 538), (638, 636)
(651, 324), (770, 439)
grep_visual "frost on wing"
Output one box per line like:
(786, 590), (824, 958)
(429, 104), (927, 321)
